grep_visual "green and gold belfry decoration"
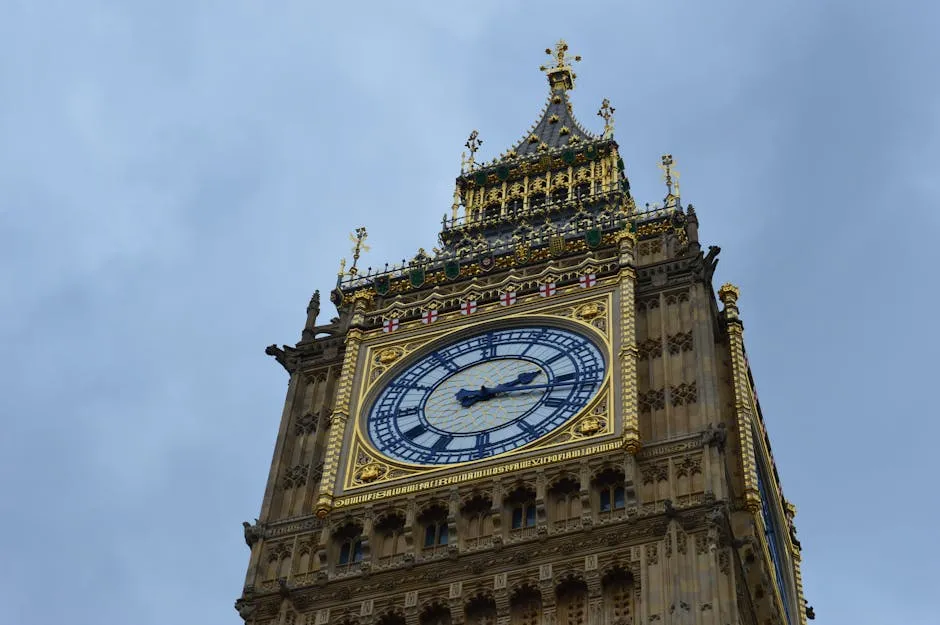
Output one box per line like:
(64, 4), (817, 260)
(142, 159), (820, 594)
(238, 40), (812, 625)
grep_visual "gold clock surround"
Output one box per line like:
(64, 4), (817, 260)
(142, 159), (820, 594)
(336, 290), (617, 504)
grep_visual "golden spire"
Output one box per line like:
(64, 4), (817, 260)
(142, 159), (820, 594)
(462, 130), (483, 173)
(539, 39), (581, 91)
(597, 98), (615, 138)
(659, 154), (680, 204)
(347, 227), (370, 276)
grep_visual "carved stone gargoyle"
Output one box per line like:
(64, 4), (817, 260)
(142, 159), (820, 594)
(703, 422), (728, 452)
(242, 519), (262, 548)
(265, 344), (300, 373)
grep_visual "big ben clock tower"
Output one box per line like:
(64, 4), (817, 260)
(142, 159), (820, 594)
(237, 41), (812, 625)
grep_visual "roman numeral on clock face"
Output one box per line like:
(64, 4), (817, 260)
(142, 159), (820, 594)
(404, 424), (427, 440)
(431, 435), (453, 451)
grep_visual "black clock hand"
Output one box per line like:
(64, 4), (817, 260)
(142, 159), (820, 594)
(456, 371), (540, 408)
(488, 380), (588, 394)
(458, 379), (589, 407)
(493, 370), (540, 392)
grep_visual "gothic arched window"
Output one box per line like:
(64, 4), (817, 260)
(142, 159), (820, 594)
(333, 523), (364, 571)
(465, 595), (497, 625)
(602, 569), (635, 625)
(510, 586), (542, 625)
(461, 495), (493, 549)
(549, 476), (582, 530)
(556, 578), (588, 625)
(505, 485), (537, 534)
(575, 182), (592, 200)
(419, 504), (450, 552)
(338, 539), (362, 565)
(420, 604), (452, 625)
(374, 513), (407, 563)
(376, 612), (406, 625)
(600, 485), (626, 512)
(594, 468), (628, 520)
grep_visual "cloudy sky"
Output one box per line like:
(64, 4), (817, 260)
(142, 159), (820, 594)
(2, 1), (938, 624)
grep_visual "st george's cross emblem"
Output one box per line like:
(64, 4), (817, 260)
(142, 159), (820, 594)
(579, 273), (597, 289)
(460, 299), (477, 316)
(382, 317), (400, 333)
(422, 309), (439, 325)
(500, 291), (517, 307)
(539, 282), (557, 297)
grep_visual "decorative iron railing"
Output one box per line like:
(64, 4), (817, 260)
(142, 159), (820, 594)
(337, 200), (682, 292)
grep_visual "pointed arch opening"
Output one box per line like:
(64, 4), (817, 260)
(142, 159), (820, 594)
(332, 522), (364, 574)
(549, 475), (582, 531)
(418, 503), (450, 556)
(509, 585), (542, 625)
(461, 494), (494, 550)
(419, 603), (452, 625)
(505, 484), (537, 539)
(465, 595), (497, 625)
(374, 512), (407, 566)
(556, 577), (588, 625)
(593, 467), (628, 522)
(601, 567), (635, 625)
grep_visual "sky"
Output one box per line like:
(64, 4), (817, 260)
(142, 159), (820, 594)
(1, 1), (938, 624)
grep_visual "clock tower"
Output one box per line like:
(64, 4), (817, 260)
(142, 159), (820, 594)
(237, 41), (812, 625)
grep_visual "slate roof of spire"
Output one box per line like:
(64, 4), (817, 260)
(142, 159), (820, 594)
(509, 87), (599, 157)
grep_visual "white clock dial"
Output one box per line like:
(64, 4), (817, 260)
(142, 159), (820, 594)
(366, 325), (605, 465)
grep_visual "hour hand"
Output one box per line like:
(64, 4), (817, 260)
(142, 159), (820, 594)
(455, 385), (494, 408)
(456, 372), (540, 407)
(455, 387), (480, 406)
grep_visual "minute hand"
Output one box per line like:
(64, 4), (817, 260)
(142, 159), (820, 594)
(492, 381), (590, 394)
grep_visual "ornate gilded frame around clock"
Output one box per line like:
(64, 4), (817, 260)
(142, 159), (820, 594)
(335, 289), (618, 505)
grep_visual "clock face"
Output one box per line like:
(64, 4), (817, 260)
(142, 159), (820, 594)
(366, 325), (606, 465)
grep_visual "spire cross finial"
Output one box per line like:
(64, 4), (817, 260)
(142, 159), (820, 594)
(539, 40), (581, 91)
(660, 154), (679, 198)
(464, 130), (482, 172)
(598, 98), (615, 137)
(348, 226), (370, 276)
(540, 39), (581, 71)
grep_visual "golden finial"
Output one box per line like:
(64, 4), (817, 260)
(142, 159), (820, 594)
(348, 226), (370, 276)
(540, 39), (581, 71)
(597, 99), (615, 138)
(659, 154), (680, 202)
(718, 282), (740, 305)
(463, 130), (482, 172)
(337, 257), (347, 277)
(539, 40), (581, 91)
(451, 187), (461, 221)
